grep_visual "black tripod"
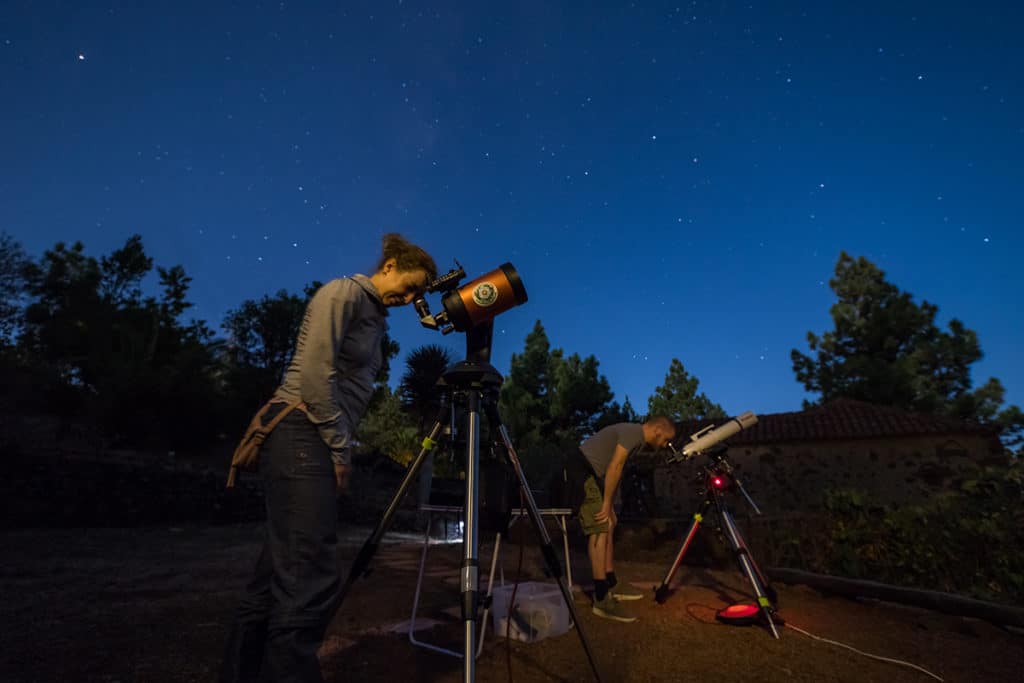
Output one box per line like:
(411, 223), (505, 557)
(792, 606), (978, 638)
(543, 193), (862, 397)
(653, 444), (780, 638)
(330, 322), (602, 682)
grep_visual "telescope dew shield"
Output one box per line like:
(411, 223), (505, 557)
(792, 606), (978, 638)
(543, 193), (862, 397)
(441, 263), (528, 331)
(679, 411), (758, 458)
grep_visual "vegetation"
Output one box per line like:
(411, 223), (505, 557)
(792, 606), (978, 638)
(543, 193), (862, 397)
(4, 234), (1022, 604)
(647, 358), (726, 423)
(497, 320), (618, 483)
(792, 251), (1022, 451)
(806, 460), (1024, 604)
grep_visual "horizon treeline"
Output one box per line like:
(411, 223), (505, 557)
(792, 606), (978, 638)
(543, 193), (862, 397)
(0, 233), (1018, 463)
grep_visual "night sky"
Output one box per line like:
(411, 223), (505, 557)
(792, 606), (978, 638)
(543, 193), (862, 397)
(3, 1), (1021, 418)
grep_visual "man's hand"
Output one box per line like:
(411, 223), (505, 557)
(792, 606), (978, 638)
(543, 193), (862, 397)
(334, 463), (351, 495)
(594, 503), (617, 530)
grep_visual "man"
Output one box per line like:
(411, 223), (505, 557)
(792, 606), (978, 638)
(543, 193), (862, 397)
(567, 416), (676, 622)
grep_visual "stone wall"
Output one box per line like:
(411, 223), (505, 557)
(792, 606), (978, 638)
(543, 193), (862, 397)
(641, 433), (1002, 518)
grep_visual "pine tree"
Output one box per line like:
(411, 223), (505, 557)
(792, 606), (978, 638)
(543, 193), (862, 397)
(647, 358), (726, 422)
(792, 252), (1021, 447)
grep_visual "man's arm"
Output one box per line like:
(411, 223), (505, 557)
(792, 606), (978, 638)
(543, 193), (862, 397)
(594, 443), (629, 523)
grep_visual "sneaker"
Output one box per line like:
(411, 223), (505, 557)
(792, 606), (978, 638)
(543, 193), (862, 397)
(592, 595), (637, 623)
(610, 586), (644, 601)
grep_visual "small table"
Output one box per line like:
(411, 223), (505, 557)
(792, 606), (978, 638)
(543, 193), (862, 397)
(408, 504), (576, 658)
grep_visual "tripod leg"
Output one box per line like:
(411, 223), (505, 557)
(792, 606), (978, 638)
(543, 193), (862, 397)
(328, 405), (448, 620)
(653, 504), (707, 604)
(719, 507), (780, 639)
(475, 531), (503, 657)
(486, 407), (604, 683)
(725, 511), (775, 604)
(460, 392), (482, 682)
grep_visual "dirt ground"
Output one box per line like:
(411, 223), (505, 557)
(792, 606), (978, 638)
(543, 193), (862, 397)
(1, 522), (1022, 683)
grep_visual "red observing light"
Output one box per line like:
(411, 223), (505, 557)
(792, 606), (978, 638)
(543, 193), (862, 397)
(716, 602), (762, 625)
(720, 604), (759, 618)
(713, 477), (724, 488)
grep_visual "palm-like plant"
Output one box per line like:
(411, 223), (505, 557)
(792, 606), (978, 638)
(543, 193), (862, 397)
(399, 344), (455, 430)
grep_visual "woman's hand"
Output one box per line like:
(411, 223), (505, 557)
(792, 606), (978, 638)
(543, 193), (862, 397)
(334, 463), (351, 495)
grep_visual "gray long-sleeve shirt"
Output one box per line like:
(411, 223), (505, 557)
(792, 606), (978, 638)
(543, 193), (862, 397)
(273, 274), (387, 465)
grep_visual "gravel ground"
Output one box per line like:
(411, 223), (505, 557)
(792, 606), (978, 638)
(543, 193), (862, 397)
(1, 523), (1021, 683)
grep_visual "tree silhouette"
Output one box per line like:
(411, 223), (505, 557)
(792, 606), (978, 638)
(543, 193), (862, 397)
(647, 358), (726, 422)
(15, 236), (221, 449)
(499, 320), (619, 482)
(792, 251), (1021, 447)
(0, 232), (30, 346)
(399, 344), (455, 430)
(221, 288), (308, 405)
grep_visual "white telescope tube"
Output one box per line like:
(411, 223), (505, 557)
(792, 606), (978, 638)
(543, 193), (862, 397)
(673, 411), (758, 458)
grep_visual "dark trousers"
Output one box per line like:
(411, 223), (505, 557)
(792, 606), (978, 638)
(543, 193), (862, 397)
(221, 407), (339, 683)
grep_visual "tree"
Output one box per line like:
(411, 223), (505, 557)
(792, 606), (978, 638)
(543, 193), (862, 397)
(792, 252), (1021, 447)
(354, 387), (419, 466)
(222, 289), (307, 379)
(594, 396), (639, 431)
(547, 350), (614, 441)
(16, 236), (222, 449)
(20, 240), (104, 388)
(647, 358), (726, 422)
(499, 320), (554, 449)
(0, 232), (30, 346)
(499, 320), (620, 482)
(99, 234), (151, 307)
(399, 344), (455, 430)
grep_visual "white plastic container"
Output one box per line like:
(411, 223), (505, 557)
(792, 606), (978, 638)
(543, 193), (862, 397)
(491, 581), (571, 642)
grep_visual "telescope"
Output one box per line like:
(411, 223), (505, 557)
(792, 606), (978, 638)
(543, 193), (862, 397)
(414, 261), (528, 335)
(667, 411), (758, 463)
(414, 261), (528, 364)
(655, 409), (778, 637)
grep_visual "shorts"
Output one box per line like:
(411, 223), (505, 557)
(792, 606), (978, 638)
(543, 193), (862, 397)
(577, 475), (609, 536)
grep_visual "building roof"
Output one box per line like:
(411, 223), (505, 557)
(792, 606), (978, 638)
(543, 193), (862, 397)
(670, 398), (1001, 448)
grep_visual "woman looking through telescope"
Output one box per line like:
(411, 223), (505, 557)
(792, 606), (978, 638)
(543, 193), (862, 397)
(221, 233), (438, 683)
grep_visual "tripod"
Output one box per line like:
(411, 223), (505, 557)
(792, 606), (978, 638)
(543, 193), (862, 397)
(330, 322), (602, 682)
(653, 444), (781, 638)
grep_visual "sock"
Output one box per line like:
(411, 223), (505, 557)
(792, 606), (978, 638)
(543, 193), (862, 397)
(594, 579), (608, 602)
(606, 572), (618, 589)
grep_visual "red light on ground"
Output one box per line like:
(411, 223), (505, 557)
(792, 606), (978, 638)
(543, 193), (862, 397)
(720, 604), (759, 618)
(713, 477), (724, 488)
(716, 602), (761, 625)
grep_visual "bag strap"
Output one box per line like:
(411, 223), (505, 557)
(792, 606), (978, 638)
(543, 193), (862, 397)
(226, 400), (306, 488)
(262, 400), (306, 433)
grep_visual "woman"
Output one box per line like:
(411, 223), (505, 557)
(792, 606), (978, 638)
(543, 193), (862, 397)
(222, 234), (437, 683)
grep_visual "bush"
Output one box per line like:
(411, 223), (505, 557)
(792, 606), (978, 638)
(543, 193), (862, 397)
(813, 460), (1024, 604)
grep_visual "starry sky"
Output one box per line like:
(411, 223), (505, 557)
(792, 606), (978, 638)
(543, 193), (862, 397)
(2, 1), (1022, 418)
